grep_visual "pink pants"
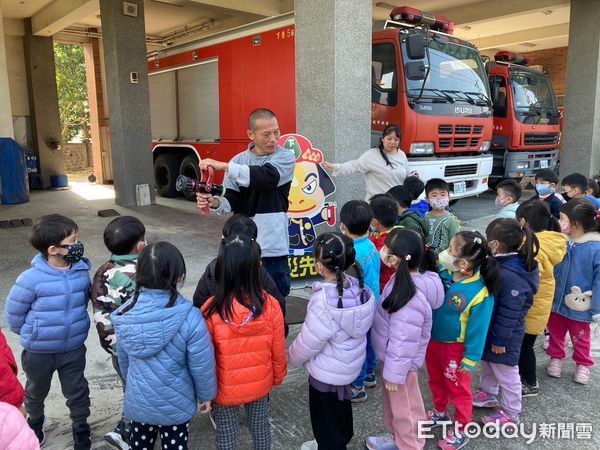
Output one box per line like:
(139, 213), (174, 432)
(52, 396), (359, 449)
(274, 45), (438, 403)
(547, 312), (594, 367)
(479, 361), (522, 417)
(382, 370), (425, 450)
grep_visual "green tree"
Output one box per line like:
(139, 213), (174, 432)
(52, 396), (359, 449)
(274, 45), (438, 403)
(54, 43), (90, 143)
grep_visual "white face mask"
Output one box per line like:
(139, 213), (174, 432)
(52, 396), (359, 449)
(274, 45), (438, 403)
(438, 249), (459, 272)
(430, 198), (450, 211)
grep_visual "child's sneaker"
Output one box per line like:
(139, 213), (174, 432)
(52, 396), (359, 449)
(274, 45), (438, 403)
(574, 365), (590, 385)
(480, 409), (519, 426)
(424, 409), (451, 429)
(365, 372), (377, 388)
(547, 358), (563, 378)
(438, 429), (470, 450)
(521, 382), (539, 397)
(300, 440), (318, 450)
(351, 385), (368, 403)
(366, 433), (398, 450)
(472, 388), (499, 408)
(27, 415), (46, 446)
(104, 419), (131, 450)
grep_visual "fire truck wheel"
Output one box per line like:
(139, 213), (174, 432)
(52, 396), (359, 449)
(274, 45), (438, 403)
(154, 154), (179, 197)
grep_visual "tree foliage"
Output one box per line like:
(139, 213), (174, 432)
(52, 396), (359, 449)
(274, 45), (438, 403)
(54, 43), (90, 143)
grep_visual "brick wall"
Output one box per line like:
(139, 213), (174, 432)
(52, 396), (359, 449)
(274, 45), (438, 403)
(63, 142), (92, 172)
(524, 47), (568, 101)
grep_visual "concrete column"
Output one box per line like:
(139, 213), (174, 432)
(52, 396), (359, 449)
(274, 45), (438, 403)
(24, 20), (64, 188)
(99, 0), (155, 206)
(295, 0), (372, 206)
(0, 8), (15, 138)
(560, 0), (600, 177)
(84, 34), (109, 184)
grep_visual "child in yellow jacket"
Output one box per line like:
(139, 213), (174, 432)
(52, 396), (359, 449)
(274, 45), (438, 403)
(516, 200), (567, 396)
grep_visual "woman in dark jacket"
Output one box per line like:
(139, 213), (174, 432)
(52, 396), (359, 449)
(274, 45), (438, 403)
(473, 219), (539, 425)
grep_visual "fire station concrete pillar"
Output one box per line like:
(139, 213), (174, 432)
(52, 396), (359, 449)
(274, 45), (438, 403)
(0, 8), (14, 138)
(560, 0), (600, 177)
(99, 0), (155, 206)
(295, 0), (372, 205)
(24, 20), (64, 188)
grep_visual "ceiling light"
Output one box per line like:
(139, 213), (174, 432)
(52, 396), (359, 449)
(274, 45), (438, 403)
(521, 42), (537, 48)
(542, 10), (553, 15)
(375, 2), (398, 9)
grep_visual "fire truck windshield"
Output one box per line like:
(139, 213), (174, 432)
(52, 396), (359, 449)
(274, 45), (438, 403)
(404, 38), (490, 104)
(510, 70), (557, 113)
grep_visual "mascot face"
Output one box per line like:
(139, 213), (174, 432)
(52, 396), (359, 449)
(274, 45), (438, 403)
(288, 161), (325, 218)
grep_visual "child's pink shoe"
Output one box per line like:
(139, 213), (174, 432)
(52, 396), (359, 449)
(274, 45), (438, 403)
(480, 409), (519, 426)
(472, 388), (498, 408)
(438, 429), (470, 450)
(547, 358), (563, 378)
(574, 365), (590, 385)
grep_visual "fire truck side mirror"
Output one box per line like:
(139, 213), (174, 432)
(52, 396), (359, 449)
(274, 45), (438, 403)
(405, 61), (427, 81)
(406, 33), (427, 60)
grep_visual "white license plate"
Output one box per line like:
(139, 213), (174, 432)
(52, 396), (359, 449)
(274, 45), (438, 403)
(540, 160), (549, 169)
(453, 181), (466, 194)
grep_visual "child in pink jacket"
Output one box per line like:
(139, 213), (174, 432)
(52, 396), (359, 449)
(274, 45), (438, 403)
(367, 229), (443, 450)
(0, 402), (40, 449)
(288, 232), (375, 450)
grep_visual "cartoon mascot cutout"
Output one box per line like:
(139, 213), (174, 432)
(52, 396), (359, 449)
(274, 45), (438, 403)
(279, 134), (337, 256)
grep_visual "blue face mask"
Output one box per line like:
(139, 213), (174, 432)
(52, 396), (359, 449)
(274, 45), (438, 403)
(536, 183), (554, 197)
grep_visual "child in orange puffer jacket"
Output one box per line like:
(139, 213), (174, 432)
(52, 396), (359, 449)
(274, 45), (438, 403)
(202, 234), (287, 450)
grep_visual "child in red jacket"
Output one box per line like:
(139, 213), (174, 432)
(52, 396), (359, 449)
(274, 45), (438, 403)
(0, 329), (24, 409)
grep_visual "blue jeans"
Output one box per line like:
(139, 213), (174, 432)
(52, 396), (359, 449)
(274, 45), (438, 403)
(262, 256), (291, 298)
(353, 330), (377, 388)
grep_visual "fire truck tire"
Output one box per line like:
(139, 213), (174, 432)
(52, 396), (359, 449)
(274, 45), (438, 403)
(179, 156), (201, 201)
(154, 154), (179, 197)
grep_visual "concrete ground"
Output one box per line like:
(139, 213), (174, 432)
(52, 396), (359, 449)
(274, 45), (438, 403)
(1, 184), (598, 450)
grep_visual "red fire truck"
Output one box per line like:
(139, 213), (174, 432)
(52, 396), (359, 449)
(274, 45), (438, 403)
(487, 52), (561, 185)
(148, 7), (494, 200)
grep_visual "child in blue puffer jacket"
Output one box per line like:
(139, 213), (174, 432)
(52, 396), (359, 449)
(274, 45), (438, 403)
(5, 214), (92, 449)
(112, 242), (217, 450)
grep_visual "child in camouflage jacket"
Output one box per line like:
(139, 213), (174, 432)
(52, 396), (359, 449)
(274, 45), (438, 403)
(91, 216), (146, 450)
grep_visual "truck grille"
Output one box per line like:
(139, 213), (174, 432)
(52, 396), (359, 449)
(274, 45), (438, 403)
(438, 124), (484, 151)
(445, 164), (478, 177)
(524, 133), (559, 146)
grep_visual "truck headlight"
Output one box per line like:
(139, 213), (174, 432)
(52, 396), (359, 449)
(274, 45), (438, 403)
(479, 140), (491, 151)
(516, 162), (530, 169)
(410, 142), (434, 154)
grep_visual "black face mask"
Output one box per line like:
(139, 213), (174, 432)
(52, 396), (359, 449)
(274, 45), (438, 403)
(60, 242), (84, 263)
(562, 192), (571, 202)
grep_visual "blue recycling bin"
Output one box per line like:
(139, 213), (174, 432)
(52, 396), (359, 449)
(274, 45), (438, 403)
(0, 137), (30, 204)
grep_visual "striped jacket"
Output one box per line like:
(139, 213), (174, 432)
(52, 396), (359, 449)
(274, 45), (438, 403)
(212, 144), (295, 258)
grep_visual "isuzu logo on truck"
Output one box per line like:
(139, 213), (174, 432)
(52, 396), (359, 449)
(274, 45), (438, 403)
(455, 106), (473, 114)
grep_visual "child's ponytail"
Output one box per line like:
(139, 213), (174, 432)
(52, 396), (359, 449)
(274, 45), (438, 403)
(382, 228), (423, 313)
(479, 246), (500, 294)
(419, 244), (438, 273)
(486, 218), (539, 272)
(352, 261), (368, 304)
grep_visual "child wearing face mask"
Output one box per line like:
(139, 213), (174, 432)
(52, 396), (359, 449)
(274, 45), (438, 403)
(529, 169), (564, 219)
(4, 214), (92, 449)
(366, 229), (443, 450)
(289, 233), (375, 450)
(472, 219), (539, 426)
(515, 200), (566, 397)
(494, 180), (522, 220)
(425, 231), (499, 450)
(339, 201), (381, 401)
(91, 216), (146, 449)
(424, 178), (460, 255)
(547, 198), (600, 385)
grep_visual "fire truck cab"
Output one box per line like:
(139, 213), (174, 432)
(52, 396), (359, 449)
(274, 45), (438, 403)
(487, 52), (561, 183)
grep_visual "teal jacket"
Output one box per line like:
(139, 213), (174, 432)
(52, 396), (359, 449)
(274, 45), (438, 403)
(431, 268), (494, 370)
(353, 235), (381, 301)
